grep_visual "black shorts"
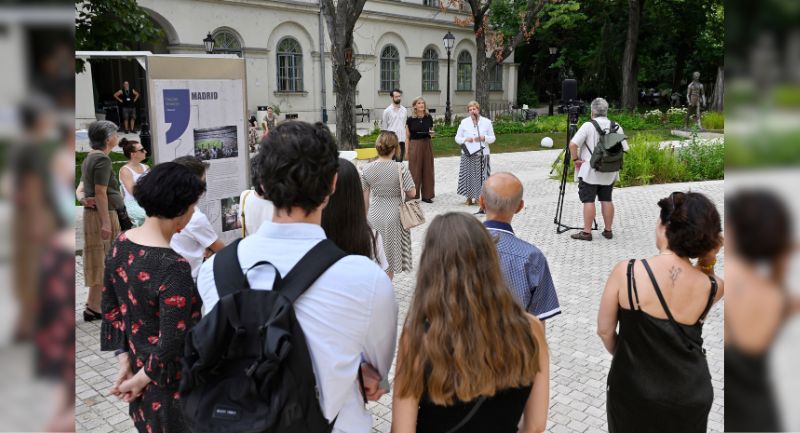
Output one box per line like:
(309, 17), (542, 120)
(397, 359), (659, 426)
(121, 107), (136, 120)
(578, 179), (614, 203)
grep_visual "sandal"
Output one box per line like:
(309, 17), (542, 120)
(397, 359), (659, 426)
(602, 230), (613, 239)
(571, 231), (593, 241)
(83, 306), (102, 322)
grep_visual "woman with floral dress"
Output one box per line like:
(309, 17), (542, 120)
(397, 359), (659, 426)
(101, 162), (206, 433)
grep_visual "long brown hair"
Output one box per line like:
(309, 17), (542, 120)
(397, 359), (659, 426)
(395, 212), (541, 405)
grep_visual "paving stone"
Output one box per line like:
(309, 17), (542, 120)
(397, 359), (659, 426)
(75, 150), (724, 432)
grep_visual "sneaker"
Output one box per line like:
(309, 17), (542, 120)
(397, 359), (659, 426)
(571, 231), (592, 241)
(602, 230), (613, 239)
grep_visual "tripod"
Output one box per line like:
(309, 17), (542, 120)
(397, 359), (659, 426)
(553, 105), (597, 234)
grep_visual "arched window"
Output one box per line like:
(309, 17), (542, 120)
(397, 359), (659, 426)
(277, 38), (303, 92)
(489, 62), (503, 91)
(422, 47), (439, 91)
(380, 45), (400, 92)
(457, 51), (472, 91)
(212, 29), (242, 57)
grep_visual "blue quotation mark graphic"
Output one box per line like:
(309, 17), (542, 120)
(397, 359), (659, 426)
(163, 89), (191, 144)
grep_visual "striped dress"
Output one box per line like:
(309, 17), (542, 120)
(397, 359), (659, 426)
(457, 153), (491, 200)
(361, 160), (415, 273)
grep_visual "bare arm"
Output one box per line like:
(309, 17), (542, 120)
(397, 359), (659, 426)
(363, 188), (370, 215)
(132, 89), (140, 102)
(113, 90), (123, 103)
(597, 261), (625, 354)
(94, 184), (112, 240)
(405, 186), (417, 200)
(119, 167), (135, 198)
(391, 394), (419, 433)
(519, 315), (549, 433)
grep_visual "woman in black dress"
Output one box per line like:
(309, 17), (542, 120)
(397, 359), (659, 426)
(101, 162), (207, 433)
(405, 96), (435, 203)
(392, 213), (549, 433)
(597, 191), (724, 433)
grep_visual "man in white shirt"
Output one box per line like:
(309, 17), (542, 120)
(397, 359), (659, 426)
(382, 89), (407, 162)
(170, 156), (225, 278)
(196, 121), (398, 433)
(568, 97), (629, 241)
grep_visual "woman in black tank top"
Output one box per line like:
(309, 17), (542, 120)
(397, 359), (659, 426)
(597, 192), (724, 433)
(391, 213), (549, 433)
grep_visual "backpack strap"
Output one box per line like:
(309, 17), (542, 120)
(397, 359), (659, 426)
(214, 239), (245, 298)
(443, 396), (487, 433)
(279, 239), (348, 304)
(589, 119), (606, 136)
(626, 259), (640, 310)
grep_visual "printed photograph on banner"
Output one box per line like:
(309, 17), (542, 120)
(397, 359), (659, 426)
(221, 196), (242, 232)
(194, 125), (238, 161)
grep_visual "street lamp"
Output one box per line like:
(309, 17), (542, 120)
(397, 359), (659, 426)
(548, 46), (558, 116)
(443, 31), (455, 125)
(203, 32), (215, 54)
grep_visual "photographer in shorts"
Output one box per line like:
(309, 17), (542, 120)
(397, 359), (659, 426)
(568, 98), (629, 241)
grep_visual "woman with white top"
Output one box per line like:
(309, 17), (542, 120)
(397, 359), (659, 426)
(118, 138), (148, 226)
(239, 157), (274, 237)
(455, 100), (496, 210)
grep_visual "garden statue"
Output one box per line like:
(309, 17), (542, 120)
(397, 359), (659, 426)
(684, 71), (706, 129)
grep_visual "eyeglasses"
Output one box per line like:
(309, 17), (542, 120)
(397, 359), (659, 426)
(132, 148), (145, 153)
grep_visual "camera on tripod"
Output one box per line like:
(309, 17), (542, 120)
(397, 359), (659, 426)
(559, 79), (587, 118)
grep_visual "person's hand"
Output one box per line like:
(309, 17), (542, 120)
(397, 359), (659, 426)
(118, 370), (151, 403)
(110, 354), (133, 399)
(100, 223), (112, 240)
(465, 137), (473, 143)
(360, 362), (387, 401)
(81, 197), (96, 208)
(477, 135), (485, 142)
(574, 159), (584, 170)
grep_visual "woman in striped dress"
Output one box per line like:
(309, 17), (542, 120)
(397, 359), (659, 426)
(455, 101), (495, 210)
(361, 131), (417, 277)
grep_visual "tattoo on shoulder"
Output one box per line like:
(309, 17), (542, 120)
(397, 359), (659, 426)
(670, 266), (682, 287)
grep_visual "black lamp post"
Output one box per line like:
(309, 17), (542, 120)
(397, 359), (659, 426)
(203, 32), (215, 54)
(443, 31), (455, 125)
(548, 46), (558, 116)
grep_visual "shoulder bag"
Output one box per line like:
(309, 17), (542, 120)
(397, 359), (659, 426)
(397, 163), (425, 230)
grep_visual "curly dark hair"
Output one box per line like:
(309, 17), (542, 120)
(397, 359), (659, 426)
(250, 156), (264, 196)
(657, 191), (721, 258)
(172, 155), (210, 179)
(253, 121), (339, 215)
(726, 190), (792, 263)
(134, 162), (207, 219)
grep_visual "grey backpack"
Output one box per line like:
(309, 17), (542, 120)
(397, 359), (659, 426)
(586, 120), (626, 172)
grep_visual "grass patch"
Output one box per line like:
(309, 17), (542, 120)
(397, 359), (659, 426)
(701, 112), (724, 130)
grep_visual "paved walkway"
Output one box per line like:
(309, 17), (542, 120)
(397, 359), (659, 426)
(75, 149), (724, 433)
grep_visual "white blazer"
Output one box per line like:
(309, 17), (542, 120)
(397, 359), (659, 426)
(455, 115), (496, 156)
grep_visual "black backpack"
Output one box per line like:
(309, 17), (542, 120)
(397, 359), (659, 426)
(179, 239), (347, 433)
(586, 119), (627, 172)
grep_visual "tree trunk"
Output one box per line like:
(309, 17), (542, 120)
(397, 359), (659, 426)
(710, 65), (723, 112)
(474, 13), (490, 115)
(621, 0), (644, 110)
(321, 0), (367, 150)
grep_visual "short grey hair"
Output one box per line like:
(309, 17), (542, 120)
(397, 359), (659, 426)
(590, 98), (609, 117)
(481, 175), (523, 215)
(88, 120), (118, 150)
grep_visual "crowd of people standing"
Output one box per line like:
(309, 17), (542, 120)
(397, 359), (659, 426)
(79, 88), (727, 432)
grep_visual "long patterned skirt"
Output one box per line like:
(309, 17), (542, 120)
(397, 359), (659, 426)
(457, 153), (491, 200)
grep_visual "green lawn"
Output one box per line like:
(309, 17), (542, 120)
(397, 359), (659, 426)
(359, 129), (675, 158)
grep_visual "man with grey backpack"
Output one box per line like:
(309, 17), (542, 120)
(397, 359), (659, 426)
(568, 98), (629, 241)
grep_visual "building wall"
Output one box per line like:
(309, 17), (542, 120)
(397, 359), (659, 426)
(138, 0), (518, 123)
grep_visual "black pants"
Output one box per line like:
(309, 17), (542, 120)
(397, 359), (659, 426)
(395, 141), (406, 162)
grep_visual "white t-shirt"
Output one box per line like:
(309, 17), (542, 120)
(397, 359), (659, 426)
(382, 104), (407, 143)
(196, 222), (397, 433)
(169, 207), (219, 279)
(571, 116), (629, 185)
(239, 189), (274, 237)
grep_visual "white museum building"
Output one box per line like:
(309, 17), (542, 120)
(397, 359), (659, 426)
(75, 0), (519, 126)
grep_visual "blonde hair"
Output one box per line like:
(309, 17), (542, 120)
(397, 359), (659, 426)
(375, 130), (399, 157)
(466, 100), (481, 110)
(395, 212), (542, 405)
(410, 96), (429, 118)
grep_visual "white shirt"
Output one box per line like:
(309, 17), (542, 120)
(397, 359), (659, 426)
(169, 207), (219, 279)
(382, 104), (407, 143)
(571, 116), (629, 185)
(239, 189), (274, 237)
(455, 116), (496, 156)
(119, 163), (148, 202)
(196, 222), (398, 433)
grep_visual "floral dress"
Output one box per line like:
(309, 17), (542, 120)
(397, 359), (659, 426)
(101, 232), (201, 433)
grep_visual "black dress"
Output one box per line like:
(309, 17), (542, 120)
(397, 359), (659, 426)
(101, 232), (202, 433)
(724, 346), (783, 432)
(607, 259), (717, 433)
(416, 385), (532, 433)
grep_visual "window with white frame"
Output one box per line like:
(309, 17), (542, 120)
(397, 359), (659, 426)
(277, 37), (303, 92)
(488, 62), (503, 91)
(380, 45), (400, 92)
(423, 0), (437, 6)
(457, 50), (472, 91)
(212, 29), (242, 57)
(422, 48), (439, 91)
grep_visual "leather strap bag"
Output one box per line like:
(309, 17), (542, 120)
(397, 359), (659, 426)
(397, 163), (425, 230)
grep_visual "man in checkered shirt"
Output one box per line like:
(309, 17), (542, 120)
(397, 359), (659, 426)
(479, 172), (561, 323)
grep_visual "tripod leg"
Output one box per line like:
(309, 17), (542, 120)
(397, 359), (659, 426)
(549, 149), (565, 176)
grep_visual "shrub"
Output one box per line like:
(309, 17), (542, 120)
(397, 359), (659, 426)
(665, 107), (687, 127)
(618, 134), (686, 187)
(679, 138), (724, 180)
(701, 111), (724, 130)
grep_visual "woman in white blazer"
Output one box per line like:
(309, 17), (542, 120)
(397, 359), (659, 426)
(455, 100), (496, 210)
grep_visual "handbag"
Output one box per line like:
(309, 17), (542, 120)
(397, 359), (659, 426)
(397, 163), (425, 230)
